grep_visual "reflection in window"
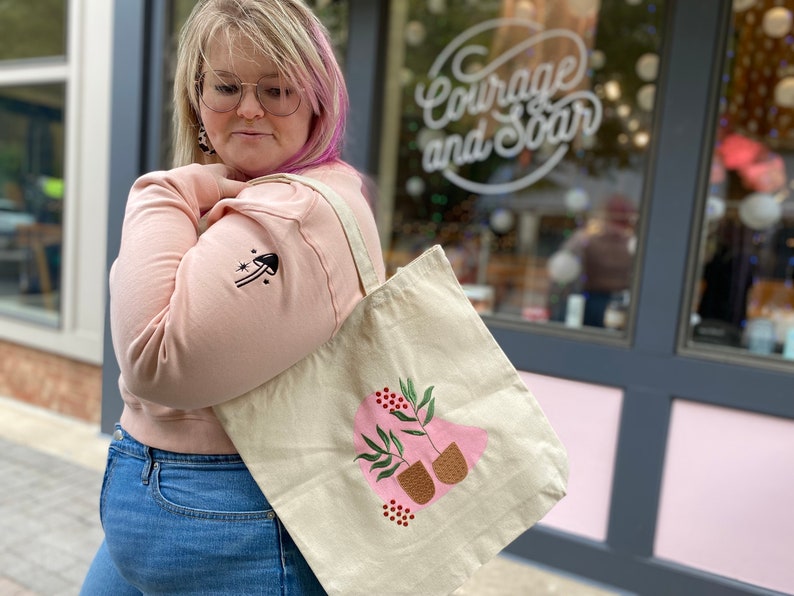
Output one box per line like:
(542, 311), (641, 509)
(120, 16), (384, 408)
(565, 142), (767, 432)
(0, 84), (65, 323)
(380, 0), (665, 334)
(689, 0), (794, 362)
(0, 0), (67, 61)
(309, 0), (349, 71)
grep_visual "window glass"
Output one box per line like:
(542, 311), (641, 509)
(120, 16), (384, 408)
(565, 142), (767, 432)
(310, 0), (349, 71)
(0, 83), (65, 324)
(0, 1), (68, 61)
(687, 0), (794, 363)
(160, 0), (203, 167)
(379, 0), (666, 334)
(160, 0), (350, 168)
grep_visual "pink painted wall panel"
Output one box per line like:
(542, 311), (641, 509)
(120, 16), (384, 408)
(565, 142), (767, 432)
(519, 371), (623, 542)
(655, 400), (794, 594)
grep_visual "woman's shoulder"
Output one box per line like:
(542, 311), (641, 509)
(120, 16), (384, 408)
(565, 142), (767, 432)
(298, 161), (364, 191)
(210, 162), (362, 226)
(299, 161), (378, 213)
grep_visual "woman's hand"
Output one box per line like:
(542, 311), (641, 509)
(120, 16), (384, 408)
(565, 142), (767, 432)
(204, 163), (250, 200)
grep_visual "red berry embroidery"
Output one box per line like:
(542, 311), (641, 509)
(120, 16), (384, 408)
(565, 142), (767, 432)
(380, 499), (414, 527)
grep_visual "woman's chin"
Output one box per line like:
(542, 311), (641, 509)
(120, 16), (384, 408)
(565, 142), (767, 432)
(218, 154), (290, 180)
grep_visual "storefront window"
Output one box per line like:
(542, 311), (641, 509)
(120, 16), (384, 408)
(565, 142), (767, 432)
(687, 0), (794, 363)
(0, 1), (67, 61)
(0, 2), (68, 325)
(0, 83), (65, 323)
(378, 0), (666, 334)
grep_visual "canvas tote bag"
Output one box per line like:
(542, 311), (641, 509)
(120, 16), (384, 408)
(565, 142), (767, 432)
(214, 173), (569, 596)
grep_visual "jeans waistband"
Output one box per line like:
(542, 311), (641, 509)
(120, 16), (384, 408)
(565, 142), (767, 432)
(111, 424), (245, 465)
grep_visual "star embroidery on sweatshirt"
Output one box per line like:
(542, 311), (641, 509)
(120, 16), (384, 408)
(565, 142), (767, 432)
(235, 250), (279, 288)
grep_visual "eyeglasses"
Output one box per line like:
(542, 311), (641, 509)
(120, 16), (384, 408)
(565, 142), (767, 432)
(197, 70), (301, 116)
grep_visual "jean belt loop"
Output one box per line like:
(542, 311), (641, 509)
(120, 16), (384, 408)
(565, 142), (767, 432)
(141, 446), (154, 485)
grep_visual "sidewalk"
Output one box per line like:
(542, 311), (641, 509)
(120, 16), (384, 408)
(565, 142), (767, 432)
(0, 397), (107, 596)
(0, 396), (623, 595)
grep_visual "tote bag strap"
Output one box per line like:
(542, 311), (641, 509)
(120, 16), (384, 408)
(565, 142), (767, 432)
(248, 172), (380, 295)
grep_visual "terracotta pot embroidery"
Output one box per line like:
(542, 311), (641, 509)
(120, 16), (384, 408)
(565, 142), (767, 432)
(397, 461), (436, 505)
(353, 378), (488, 525)
(433, 442), (468, 485)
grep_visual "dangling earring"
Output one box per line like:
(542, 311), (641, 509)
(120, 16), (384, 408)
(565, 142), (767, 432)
(198, 123), (216, 155)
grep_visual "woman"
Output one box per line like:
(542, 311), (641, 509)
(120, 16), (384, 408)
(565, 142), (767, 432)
(548, 194), (636, 327)
(81, 1), (384, 593)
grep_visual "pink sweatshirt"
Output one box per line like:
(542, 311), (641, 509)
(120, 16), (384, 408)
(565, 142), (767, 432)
(110, 161), (385, 453)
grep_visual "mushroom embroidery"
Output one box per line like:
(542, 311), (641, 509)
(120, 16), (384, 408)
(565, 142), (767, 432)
(235, 251), (279, 288)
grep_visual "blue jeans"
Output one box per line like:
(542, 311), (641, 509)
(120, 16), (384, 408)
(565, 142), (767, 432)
(80, 426), (325, 595)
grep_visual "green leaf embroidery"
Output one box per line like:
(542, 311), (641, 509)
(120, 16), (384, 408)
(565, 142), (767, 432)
(370, 455), (393, 471)
(377, 462), (403, 481)
(407, 378), (418, 403)
(390, 410), (417, 422)
(363, 434), (385, 454)
(354, 452), (380, 462)
(424, 397), (435, 425)
(402, 429), (426, 436)
(376, 425), (390, 451)
(418, 385), (434, 410)
(400, 378), (416, 407)
(390, 431), (404, 457)
(356, 378), (449, 474)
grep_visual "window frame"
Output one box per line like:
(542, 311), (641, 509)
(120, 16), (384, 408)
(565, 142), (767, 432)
(0, 0), (112, 364)
(676, 1), (794, 374)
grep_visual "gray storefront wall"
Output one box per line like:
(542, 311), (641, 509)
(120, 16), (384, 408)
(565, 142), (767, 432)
(102, 2), (792, 594)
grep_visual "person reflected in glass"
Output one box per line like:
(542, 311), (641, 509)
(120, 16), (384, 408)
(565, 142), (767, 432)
(548, 194), (637, 328)
(81, 1), (384, 594)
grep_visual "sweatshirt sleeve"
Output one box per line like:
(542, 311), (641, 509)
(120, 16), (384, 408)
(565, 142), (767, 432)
(109, 165), (340, 409)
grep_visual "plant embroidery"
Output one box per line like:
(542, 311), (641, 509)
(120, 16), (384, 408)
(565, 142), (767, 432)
(353, 377), (488, 525)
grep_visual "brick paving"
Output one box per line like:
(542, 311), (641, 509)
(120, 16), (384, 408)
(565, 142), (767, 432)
(0, 437), (104, 595)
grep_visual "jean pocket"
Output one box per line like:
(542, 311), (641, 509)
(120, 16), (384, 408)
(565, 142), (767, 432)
(150, 460), (276, 521)
(98, 448), (121, 529)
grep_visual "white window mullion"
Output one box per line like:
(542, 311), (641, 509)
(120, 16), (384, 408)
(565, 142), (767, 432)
(61, 0), (113, 362)
(0, 61), (68, 86)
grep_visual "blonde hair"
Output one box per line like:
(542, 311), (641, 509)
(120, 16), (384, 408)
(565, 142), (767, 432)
(172, 0), (348, 172)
